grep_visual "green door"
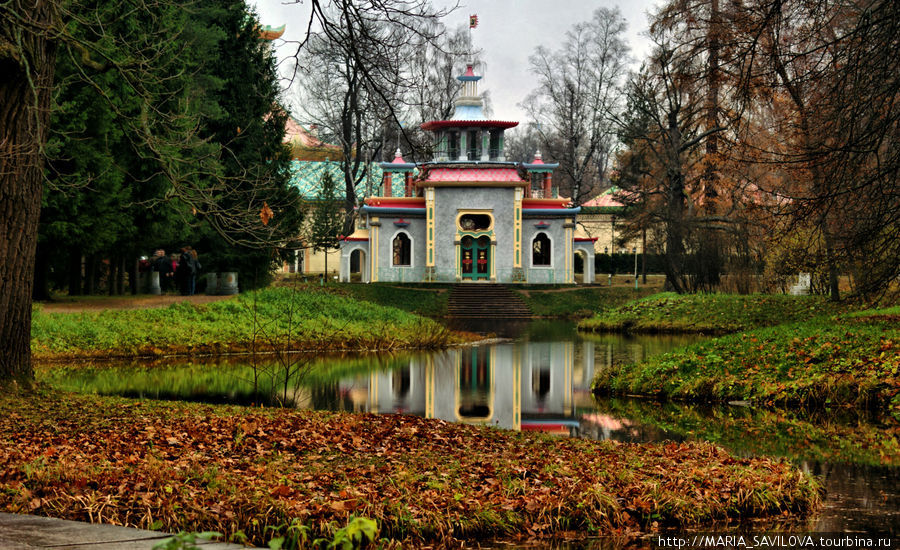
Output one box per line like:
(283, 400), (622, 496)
(461, 236), (490, 280)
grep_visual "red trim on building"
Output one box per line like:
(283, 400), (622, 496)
(364, 197), (426, 208)
(522, 198), (570, 209)
(574, 237), (599, 242)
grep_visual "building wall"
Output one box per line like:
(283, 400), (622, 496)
(372, 217), (427, 283)
(577, 212), (644, 254)
(433, 187), (517, 282)
(522, 217), (573, 284)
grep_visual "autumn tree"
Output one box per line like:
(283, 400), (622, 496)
(728, 0), (900, 300)
(523, 7), (629, 205)
(615, 33), (735, 293)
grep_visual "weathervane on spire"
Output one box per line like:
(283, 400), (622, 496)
(468, 14), (478, 60)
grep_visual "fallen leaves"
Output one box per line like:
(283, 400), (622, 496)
(0, 392), (821, 547)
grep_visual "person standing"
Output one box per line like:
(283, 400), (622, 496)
(188, 248), (201, 296)
(153, 249), (173, 293)
(177, 247), (191, 296)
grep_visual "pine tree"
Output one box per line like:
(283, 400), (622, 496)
(307, 172), (343, 280)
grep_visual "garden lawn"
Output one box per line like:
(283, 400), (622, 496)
(578, 293), (849, 334)
(593, 399), (900, 467)
(31, 287), (456, 360)
(0, 391), (821, 547)
(329, 283), (450, 317)
(592, 307), (900, 416)
(515, 286), (658, 318)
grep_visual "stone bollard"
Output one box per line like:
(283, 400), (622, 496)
(205, 273), (218, 295)
(149, 271), (161, 295)
(219, 272), (239, 295)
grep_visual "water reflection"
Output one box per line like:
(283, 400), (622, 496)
(38, 326), (899, 536)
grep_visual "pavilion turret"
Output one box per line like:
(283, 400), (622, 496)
(522, 150), (560, 198)
(421, 64), (517, 162)
(378, 149), (416, 197)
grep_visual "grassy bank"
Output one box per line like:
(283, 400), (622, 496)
(592, 398), (900, 467)
(592, 307), (900, 415)
(326, 282), (661, 319)
(31, 287), (457, 361)
(329, 283), (451, 317)
(0, 391), (821, 547)
(515, 286), (658, 318)
(578, 293), (849, 334)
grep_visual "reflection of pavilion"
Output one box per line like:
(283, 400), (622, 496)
(341, 340), (600, 433)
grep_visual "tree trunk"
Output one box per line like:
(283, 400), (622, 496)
(0, 0), (57, 384)
(68, 249), (83, 296)
(129, 257), (139, 295)
(108, 255), (118, 295)
(85, 255), (98, 295)
(116, 255), (126, 295)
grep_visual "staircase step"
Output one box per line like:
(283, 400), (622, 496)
(447, 284), (533, 319)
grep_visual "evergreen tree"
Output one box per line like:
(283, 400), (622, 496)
(307, 172), (343, 280)
(193, 0), (302, 290)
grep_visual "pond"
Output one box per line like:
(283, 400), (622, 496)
(39, 320), (899, 545)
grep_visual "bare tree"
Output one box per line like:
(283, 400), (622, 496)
(0, 0), (456, 383)
(523, 7), (629, 205)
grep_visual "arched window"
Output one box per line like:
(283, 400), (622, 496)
(392, 232), (411, 266)
(532, 232), (551, 266)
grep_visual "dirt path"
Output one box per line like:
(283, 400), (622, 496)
(36, 294), (238, 313)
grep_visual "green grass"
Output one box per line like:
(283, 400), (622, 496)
(594, 398), (900, 466)
(330, 283), (450, 317)
(592, 306), (900, 415)
(514, 286), (657, 318)
(31, 287), (457, 360)
(578, 292), (850, 334)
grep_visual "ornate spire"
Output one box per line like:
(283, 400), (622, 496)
(452, 64), (486, 121)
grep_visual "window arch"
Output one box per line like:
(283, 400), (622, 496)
(532, 232), (551, 266)
(392, 232), (411, 266)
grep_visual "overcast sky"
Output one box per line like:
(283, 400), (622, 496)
(249, 0), (660, 122)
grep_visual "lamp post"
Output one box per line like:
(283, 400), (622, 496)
(633, 246), (638, 290)
(605, 247), (611, 286)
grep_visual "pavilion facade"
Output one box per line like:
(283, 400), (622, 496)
(339, 64), (596, 284)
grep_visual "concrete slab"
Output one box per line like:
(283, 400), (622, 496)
(0, 513), (250, 549)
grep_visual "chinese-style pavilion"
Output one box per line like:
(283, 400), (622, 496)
(339, 64), (596, 284)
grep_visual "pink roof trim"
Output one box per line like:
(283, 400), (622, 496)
(463, 65), (476, 77)
(425, 167), (523, 182)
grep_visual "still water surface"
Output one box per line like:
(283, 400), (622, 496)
(40, 320), (898, 542)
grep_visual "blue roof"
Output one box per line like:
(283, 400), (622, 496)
(288, 160), (384, 200)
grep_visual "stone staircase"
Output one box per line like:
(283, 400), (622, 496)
(447, 284), (533, 319)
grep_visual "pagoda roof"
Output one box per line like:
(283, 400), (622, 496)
(421, 165), (523, 183)
(420, 119), (518, 131)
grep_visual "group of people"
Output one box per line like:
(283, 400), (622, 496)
(151, 246), (202, 296)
